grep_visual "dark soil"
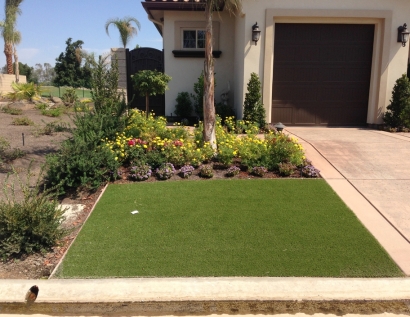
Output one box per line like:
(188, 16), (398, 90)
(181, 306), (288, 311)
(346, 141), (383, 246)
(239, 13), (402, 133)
(0, 100), (307, 280)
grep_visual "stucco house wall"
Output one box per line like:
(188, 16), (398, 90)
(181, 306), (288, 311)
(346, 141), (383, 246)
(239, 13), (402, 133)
(164, 11), (236, 116)
(145, 0), (410, 125)
(0, 74), (27, 94)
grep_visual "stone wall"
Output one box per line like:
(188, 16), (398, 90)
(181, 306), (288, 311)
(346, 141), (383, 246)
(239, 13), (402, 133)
(0, 74), (27, 94)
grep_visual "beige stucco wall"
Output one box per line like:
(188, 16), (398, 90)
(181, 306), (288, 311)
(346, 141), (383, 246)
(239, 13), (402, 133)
(163, 11), (236, 116)
(0, 74), (27, 94)
(237, 0), (410, 124)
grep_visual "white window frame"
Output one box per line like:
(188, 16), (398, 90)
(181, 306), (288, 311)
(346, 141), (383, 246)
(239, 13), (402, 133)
(182, 29), (206, 49)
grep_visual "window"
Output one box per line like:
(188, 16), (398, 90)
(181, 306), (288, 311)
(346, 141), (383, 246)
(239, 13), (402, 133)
(183, 30), (206, 49)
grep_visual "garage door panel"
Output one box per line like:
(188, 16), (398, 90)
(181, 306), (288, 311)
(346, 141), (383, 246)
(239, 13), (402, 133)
(272, 23), (374, 126)
(272, 107), (293, 125)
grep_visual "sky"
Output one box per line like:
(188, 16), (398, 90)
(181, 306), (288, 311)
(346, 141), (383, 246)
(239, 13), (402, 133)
(0, 0), (163, 68)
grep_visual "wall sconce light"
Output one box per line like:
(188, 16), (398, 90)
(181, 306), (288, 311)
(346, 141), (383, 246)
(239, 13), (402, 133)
(398, 23), (410, 47)
(252, 22), (261, 45)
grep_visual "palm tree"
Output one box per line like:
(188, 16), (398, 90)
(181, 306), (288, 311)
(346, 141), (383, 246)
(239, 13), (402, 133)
(1, 0), (23, 76)
(105, 16), (141, 49)
(203, 0), (241, 149)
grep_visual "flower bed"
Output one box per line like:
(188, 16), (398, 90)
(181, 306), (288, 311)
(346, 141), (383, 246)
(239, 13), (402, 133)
(104, 110), (320, 182)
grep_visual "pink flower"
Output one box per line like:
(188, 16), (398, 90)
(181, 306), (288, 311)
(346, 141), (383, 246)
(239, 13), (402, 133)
(128, 139), (136, 146)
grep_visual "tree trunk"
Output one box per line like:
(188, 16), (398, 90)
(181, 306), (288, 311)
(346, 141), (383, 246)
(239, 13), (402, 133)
(13, 44), (19, 83)
(4, 42), (13, 74)
(145, 92), (150, 118)
(203, 0), (217, 150)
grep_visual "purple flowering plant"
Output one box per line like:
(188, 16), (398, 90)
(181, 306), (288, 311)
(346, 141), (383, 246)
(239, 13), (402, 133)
(179, 164), (195, 178)
(156, 163), (176, 180)
(250, 166), (267, 177)
(225, 165), (240, 177)
(129, 164), (152, 181)
(301, 165), (320, 178)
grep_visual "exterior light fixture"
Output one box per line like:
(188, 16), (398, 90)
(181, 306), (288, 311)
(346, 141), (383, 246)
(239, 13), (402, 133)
(398, 23), (410, 47)
(252, 22), (261, 45)
(274, 122), (285, 132)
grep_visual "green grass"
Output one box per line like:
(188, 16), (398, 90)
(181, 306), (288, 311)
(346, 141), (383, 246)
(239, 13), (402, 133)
(58, 179), (403, 278)
(41, 86), (92, 99)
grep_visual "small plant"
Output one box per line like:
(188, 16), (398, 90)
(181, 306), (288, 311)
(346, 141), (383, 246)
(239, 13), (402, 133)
(2, 106), (22, 115)
(174, 92), (192, 118)
(35, 103), (48, 110)
(225, 165), (240, 177)
(61, 87), (79, 105)
(250, 166), (267, 177)
(155, 163), (176, 180)
(0, 166), (66, 258)
(199, 164), (214, 178)
(41, 108), (61, 117)
(179, 164), (195, 178)
(278, 162), (295, 176)
(12, 116), (34, 126)
(34, 121), (70, 136)
(129, 163), (152, 181)
(302, 165), (320, 178)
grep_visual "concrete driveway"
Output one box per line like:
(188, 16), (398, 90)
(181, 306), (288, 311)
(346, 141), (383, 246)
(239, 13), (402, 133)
(285, 127), (410, 274)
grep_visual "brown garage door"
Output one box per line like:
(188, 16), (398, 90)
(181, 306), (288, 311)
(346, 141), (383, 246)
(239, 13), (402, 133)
(272, 23), (374, 126)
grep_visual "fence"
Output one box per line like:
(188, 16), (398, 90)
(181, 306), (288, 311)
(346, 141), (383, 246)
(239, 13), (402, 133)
(41, 86), (92, 99)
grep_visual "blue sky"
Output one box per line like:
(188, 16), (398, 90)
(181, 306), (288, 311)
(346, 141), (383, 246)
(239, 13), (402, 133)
(0, 0), (163, 68)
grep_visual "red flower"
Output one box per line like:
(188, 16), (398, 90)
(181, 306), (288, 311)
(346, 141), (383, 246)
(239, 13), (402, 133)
(128, 139), (136, 146)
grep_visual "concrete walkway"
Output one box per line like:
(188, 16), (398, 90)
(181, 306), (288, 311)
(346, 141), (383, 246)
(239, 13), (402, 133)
(285, 127), (410, 275)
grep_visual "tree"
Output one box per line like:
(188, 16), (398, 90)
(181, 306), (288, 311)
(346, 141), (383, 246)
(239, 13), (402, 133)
(131, 69), (171, 116)
(105, 17), (141, 49)
(202, 0), (241, 149)
(243, 72), (266, 128)
(54, 38), (91, 88)
(32, 62), (55, 84)
(0, 0), (23, 78)
(383, 74), (410, 129)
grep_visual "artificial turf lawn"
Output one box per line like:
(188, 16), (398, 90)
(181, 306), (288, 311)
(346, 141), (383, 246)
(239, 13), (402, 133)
(58, 179), (403, 278)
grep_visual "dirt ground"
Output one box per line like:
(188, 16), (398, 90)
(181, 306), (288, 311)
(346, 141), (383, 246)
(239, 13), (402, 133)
(0, 100), (97, 279)
(0, 101), (306, 279)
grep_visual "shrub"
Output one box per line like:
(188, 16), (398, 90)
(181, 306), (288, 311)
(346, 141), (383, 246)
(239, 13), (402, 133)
(199, 164), (213, 178)
(12, 116), (34, 126)
(0, 167), (66, 258)
(243, 73), (266, 129)
(278, 162), (295, 176)
(383, 74), (410, 129)
(191, 72), (205, 117)
(61, 87), (79, 105)
(129, 163), (152, 181)
(250, 166), (267, 177)
(156, 163), (176, 180)
(174, 92), (193, 118)
(179, 164), (195, 178)
(225, 165), (240, 177)
(45, 55), (127, 193)
(2, 106), (22, 115)
(46, 140), (120, 194)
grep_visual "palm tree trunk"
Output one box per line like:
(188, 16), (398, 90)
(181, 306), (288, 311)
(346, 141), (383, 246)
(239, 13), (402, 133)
(203, 0), (216, 150)
(13, 44), (19, 82)
(4, 42), (13, 74)
(145, 92), (150, 118)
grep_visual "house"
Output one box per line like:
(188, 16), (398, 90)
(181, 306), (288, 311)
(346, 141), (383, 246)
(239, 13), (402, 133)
(142, 0), (410, 126)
